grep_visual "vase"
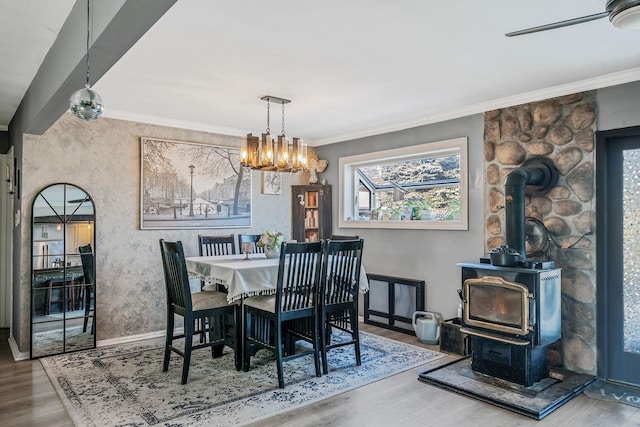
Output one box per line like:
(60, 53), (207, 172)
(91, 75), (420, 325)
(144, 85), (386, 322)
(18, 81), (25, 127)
(264, 246), (281, 259)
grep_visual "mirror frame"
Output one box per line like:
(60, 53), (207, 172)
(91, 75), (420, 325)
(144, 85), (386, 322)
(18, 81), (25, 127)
(30, 183), (96, 358)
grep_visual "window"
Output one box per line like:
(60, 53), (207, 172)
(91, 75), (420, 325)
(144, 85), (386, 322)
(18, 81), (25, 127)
(339, 137), (468, 230)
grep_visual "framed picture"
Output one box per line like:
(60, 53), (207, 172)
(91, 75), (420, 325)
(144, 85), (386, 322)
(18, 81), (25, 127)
(262, 171), (282, 195)
(140, 137), (251, 229)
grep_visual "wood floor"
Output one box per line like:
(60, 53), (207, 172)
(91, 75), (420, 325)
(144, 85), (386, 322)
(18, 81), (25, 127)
(2, 325), (639, 427)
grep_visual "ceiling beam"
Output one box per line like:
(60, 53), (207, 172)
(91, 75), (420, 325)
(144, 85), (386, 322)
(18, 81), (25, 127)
(10, 0), (177, 136)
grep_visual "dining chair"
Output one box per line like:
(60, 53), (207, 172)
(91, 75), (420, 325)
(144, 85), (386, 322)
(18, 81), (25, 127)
(242, 241), (323, 388)
(318, 238), (364, 374)
(79, 244), (95, 334)
(198, 234), (236, 292)
(198, 234), (236, 256)
(237, 234), (264, 254)
(159, 239), (241, 384)
(330, 234), (360, 240)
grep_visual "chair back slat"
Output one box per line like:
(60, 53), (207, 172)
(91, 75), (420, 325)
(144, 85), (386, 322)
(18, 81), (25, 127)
(277, 242), (322, 313)
(159, 240), (192, 311)
(198, 235), (236, 256)
(322, 239), (364, 306)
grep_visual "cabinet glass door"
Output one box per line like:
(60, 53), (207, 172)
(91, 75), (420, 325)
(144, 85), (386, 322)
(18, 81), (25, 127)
(31, 183), (96, 358)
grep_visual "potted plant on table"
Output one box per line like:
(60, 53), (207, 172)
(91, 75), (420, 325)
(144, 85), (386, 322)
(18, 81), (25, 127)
(257, 230), (284, 258)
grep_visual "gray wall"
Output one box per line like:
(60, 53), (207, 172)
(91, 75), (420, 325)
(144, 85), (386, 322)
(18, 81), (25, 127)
(597, 80), (640, 130)
(0, 131), (7, 153)
(315, 114), (486, 319)
(8, 0), (176, 353)
(18, 112), (303, 351)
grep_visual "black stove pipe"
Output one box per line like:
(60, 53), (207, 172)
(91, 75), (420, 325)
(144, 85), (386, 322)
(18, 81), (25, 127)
(504, 157), (559, 263)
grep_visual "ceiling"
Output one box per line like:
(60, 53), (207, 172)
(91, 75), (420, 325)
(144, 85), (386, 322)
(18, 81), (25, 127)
(3, 0), (640, 145)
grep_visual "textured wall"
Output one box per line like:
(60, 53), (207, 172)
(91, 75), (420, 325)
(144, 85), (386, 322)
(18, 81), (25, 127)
(20, 112), (303, 350)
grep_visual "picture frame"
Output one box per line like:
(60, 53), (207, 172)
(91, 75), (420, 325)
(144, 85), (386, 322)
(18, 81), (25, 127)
(140, 137), (251, 229)
(262, 171), (282, 195)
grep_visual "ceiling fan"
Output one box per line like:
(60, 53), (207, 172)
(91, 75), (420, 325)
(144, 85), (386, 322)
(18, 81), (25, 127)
(506, 0), (640, 37)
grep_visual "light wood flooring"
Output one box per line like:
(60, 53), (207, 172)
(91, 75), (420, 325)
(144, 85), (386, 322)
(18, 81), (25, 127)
(1, 325), (639, 427)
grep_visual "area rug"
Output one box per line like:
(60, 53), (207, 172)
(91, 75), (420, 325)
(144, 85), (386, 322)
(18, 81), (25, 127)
(41, 331), (445, 426)
(418, 356), (596, 420)
(584, 379), (640, 409)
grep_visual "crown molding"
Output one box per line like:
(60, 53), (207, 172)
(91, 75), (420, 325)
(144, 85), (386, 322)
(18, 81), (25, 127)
(0, 125), (8, 131)
(101, 108), (249, 138)
(102, 67), (640, 147)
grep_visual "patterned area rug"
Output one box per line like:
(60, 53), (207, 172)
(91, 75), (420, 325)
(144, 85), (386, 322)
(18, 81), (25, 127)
(41, 331), (444, 426)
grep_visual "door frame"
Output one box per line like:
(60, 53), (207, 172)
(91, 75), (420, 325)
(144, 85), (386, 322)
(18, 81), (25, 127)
(595, 125), (640, 383)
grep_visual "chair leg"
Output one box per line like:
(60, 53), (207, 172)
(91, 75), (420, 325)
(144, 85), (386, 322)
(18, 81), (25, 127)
(211, 316), (225, 358)
(313, 315), (321, 378)
(242, 306), (251, 372)
(275, 322), (285, 388)
(182, 318), (194, 384)
(163, 313), (174, 372)
(234, 307), (242, 371)
(351, 309), (361, 366)
(83, 288), (91, 333)
(320, 313), (329, 375)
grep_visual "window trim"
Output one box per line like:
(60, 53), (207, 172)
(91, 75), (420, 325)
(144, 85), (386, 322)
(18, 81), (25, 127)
(338, 137), (468, 230)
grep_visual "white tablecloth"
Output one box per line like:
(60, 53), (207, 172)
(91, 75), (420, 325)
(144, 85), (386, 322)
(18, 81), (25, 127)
(186, 253), (368, 303)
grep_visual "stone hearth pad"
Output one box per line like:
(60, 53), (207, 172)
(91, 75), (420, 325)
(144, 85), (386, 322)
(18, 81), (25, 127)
(418, 356), (595, 420)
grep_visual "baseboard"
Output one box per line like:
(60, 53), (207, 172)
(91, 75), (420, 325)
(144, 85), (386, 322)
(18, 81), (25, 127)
(97, 330), (167, 348)
(8, 334), (29, 361)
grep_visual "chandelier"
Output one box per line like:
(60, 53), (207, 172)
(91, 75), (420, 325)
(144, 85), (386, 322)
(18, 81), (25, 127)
(241, 96), (308, 172)
(69, 0), (104, 121)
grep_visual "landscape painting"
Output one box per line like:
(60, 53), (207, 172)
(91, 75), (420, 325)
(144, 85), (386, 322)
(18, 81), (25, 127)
(140, 137), (251, 229)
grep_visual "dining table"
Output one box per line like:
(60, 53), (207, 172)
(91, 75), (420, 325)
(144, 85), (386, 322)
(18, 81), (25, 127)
(185, 253), (369, 303)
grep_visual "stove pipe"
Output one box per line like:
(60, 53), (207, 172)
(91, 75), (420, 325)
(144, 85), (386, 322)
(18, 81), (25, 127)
(504, 157), (559, 262)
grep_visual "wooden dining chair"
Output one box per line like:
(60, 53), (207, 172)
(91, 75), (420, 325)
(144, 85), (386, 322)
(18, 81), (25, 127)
(198, 234), (236, 291)
(159, 239), (241, 384)
(242, 241), (323, 388)
(237, 234), (264, 254)
(330, 234), (360, 240)
(79, 244), (95, 334)
(319, 238), (364, 374)
(198, 234), (236, 256)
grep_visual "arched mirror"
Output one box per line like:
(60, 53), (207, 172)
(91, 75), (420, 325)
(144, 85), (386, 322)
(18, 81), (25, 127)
(31, 183), (95, 358)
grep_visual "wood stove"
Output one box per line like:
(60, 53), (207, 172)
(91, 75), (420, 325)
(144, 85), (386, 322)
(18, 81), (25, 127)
(458, 262), (561, 386)
(458, 155), (562, 386)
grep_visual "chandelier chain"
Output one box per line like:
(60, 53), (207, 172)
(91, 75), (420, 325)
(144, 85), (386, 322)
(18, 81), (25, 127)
(281, 102), (286, 136)
(265, 98), (271, 133)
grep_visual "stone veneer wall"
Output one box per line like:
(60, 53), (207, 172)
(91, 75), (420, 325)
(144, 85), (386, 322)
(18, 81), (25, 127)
(483, 91), (596, 374)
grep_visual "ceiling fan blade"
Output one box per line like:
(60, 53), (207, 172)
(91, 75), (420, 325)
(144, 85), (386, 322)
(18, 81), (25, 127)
(506, 11), (609, 37)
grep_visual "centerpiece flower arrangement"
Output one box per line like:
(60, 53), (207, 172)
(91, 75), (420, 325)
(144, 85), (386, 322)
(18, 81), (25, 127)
(257, 230), (284, 258)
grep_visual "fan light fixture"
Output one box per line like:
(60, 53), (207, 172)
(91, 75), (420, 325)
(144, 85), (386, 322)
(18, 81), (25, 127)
(69, 0), (104, 121)
(610, 3), (640, 29)
(241, 96), (308, 172)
